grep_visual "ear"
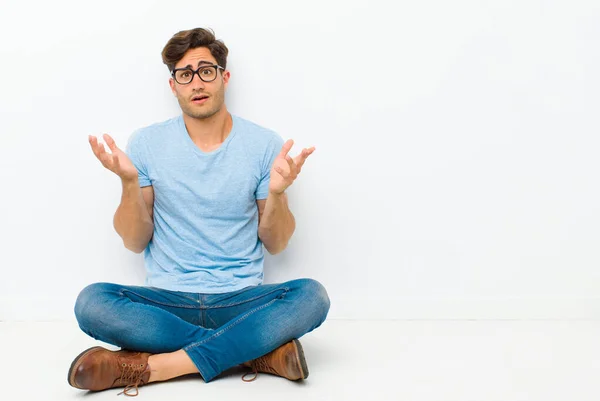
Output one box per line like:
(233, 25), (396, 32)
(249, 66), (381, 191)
(169, 77), (177, 96)
(222, 70), (231, 90)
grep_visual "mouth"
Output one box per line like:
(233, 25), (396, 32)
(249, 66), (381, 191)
(191, 94), (209, 104)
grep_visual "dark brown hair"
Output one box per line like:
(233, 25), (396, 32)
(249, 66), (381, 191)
(161, 28), (229, 72)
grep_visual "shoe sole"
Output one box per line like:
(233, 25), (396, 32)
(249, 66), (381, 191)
(292, 339), (309, 380)
(67, 346), (105, 388)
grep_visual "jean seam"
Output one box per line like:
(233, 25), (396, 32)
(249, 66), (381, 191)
(206, 287), (289, 309)
(185, 291), (285, 350)
(200, 294), (206, 327)
(120, 289), (200, 310)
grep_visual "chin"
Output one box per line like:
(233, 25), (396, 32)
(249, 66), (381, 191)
(198, 105), (224, 119)
(186, 108), (220, 120)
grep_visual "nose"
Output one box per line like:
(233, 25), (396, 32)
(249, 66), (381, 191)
(189, 71), (206, 89)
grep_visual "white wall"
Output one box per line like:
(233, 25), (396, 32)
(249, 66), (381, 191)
(1, 0), (599, 321)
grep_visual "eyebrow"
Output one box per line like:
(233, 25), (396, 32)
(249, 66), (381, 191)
(181, 60), (215, 69)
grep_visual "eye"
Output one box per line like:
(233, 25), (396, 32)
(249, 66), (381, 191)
(181, 71), (191, 78)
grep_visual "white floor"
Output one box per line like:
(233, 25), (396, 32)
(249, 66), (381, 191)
(1, 319), (599, 400)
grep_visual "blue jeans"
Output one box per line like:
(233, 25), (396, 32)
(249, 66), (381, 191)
(74, 278), (330, 382)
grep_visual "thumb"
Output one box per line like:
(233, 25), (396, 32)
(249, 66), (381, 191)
(277, 139), (294, 159)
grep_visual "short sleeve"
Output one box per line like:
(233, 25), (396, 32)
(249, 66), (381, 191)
(125, 130), (152, 187)
(255, 134), (285, 200)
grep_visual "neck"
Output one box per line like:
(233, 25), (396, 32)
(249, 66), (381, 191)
(182, 106), (232, 147)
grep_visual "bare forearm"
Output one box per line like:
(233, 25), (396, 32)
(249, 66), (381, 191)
(258, 191), (295, 254)
(114, 179), (153, 253)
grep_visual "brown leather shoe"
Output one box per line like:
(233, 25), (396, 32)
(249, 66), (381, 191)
(242, 339), (309, 382)
(68, 346), (152, 396)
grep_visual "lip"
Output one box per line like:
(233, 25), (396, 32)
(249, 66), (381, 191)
(191, 93), (209, 101)
(192, 97), (209, 105)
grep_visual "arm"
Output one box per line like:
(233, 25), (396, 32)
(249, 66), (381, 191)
(257, 194), (296, 255)
(257, 138), (314, 255)
(89, 133), (154, 254)
(113, 183), (154, 253)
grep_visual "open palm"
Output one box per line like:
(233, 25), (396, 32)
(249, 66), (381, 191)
(89, 134), (138, 181)
(269, 139), (315, 195)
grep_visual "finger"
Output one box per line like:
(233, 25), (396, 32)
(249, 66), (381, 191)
(96, 140), (108, 159)
(293, 148), (308, 165)
(103, 134), (119, 153)
(112, 153), (120, 171)
(91, 137), (114, 167)
(88, 135), (98, 150)
(89, 136), (104, 159)
(274, 166), (288, 177)
(278, 139), (294, 159)
(285, 156), (298, 178)
(88, 135), (97, 152)
(294, 147), (315, 169)
(99, 150), (114, 168)
(91, 136), (106, 152)
(285, 154), (295, 168)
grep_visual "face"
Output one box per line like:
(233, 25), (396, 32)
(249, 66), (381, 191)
(169, 47), (230, 120)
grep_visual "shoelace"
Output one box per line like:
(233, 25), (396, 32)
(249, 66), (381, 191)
(116, 362), (149, 397)
(241, 357), (276, 382)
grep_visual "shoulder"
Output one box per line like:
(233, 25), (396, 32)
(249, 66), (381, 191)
(127, 115), (182, 151)
(233, 115), (284, 148)
(130, 116), (182, 142)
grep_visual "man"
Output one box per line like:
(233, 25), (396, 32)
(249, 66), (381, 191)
(68, 28), (330, 396)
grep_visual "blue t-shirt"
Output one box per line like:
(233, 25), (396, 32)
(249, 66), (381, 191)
(125, 114), (284, 293)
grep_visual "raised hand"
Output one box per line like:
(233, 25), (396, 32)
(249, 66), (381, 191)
(88, 134), (138, 181)
(269, 139), (315, 195)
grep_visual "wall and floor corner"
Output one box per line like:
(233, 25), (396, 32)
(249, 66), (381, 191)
(2, 1), (599, 400)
